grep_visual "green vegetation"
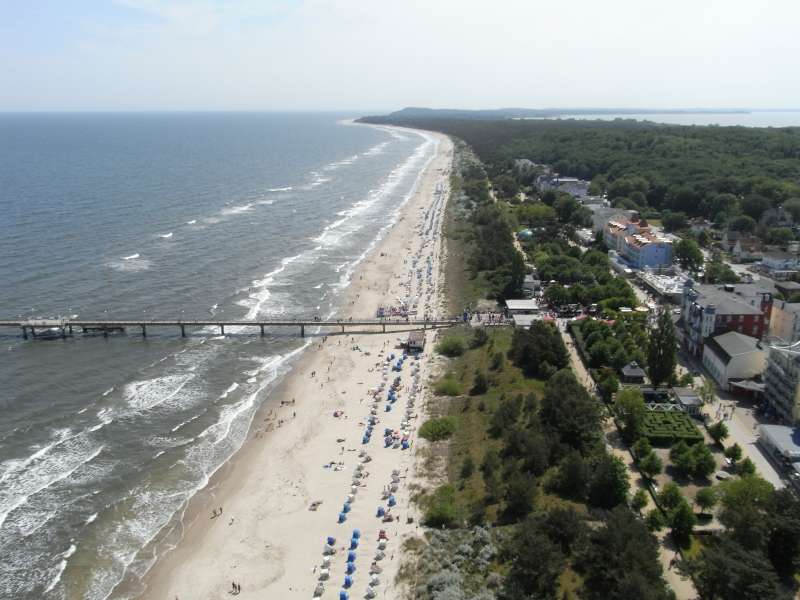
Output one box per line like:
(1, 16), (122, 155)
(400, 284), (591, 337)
(433, 376), (462, 396)
(436, 335), (467, 357)
(509, 320), (569, 379)
(573, 316), (648, 372)
(647, 307), (677, 388)
(669, 440), (717, 479)
(419, 416), (457, 441)
(411, 327), (670, 599)
(641, 412), (704, 446)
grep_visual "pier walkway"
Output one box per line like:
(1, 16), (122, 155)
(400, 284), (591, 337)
(0, 318), (463, 339)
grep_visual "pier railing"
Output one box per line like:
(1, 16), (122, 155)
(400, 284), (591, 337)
(0, 318), (463, 339)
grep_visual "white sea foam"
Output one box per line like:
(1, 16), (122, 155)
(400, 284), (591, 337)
(363, 141), (389, 156)
(158, 233), (173, 239)
(44, 543), (78, 593)
(267, 186), (293, 192)
(219, 382), (239, 399)
(108, 255), (150, 272)
(186, 219), (197, 225)
(123, 374), (194, 412)
(86, 513), (98, 524)
(221, 203), (254, 216)
(102, 387), (114, 397)
(122, 254), (139, 260)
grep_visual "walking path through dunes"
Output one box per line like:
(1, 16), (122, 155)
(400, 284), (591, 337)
(138, 133), (453, 600)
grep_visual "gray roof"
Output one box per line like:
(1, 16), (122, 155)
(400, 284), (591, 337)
(705, 331), (761, 365)
(622, 361), (646, 377)
(690, 283), (770, 316)
(672, 387), (702, 406)
(760, 425), (800, 460)
(777, 281), (800, 291)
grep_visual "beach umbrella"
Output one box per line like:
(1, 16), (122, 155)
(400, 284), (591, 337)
(338, 512), (347, 523)
(362, 435), (370, 444)
(376, 506), (385, 517)
(352, 528), (361, 539)
(327, 536), (336, 546)
(402, 440), (410, 450)
(346, 562), (356, 574)
(347, 550), (357, 562)
(342, 503), (351, 513)
(340, 589), (350, 599)
(385, 405), (392, 412)
(388, 495), (396, 507)
(350, 538), (359, 549)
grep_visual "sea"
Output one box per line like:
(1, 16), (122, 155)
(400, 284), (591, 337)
(0, 113), (437, 600)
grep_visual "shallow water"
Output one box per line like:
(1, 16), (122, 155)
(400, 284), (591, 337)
(0, 112), (436, 599)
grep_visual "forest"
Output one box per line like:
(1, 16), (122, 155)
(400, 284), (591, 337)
(360, 115), (800, 228)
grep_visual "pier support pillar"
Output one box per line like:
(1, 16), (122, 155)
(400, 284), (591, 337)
(68, 325), (73, 334)
(22, 326), (27, 339)
(141, 325), (147, 337)
(180, 325), (186, 337)
(30, 327), (35, 338)
(382, 323), (386, 333)
(220, 325), (225, 335)
(341, 325), (345, 333)
(260, 325), (265, 337)
(61, 328), (66, 339)
(300, 324), (305, 337)
(103, 327), (108, 338)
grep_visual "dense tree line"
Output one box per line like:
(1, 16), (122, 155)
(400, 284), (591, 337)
(363, 116), (800, 227)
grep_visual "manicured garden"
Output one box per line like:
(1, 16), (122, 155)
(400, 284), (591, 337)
(641, 411), (704, 446)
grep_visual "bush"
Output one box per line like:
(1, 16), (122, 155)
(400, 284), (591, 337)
(420, 417), (457, 441)
(471, 328), (489, 349)
(645, 508), (666, 531)
(471, 371), (489, 395)
(424, 484), (460, 527)
(434, 378), (462, 396)
(436, 336), (467, 357)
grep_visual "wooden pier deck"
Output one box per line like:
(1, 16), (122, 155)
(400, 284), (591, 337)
(0, 318), (462, 339)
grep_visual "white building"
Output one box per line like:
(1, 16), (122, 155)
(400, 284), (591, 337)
(505, 299), (540, 315)
(702, 331), (767, 391)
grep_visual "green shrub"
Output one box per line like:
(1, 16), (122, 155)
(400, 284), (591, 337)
(470, 370), (489, 395)
(424, 484), (460, 527)
(419, 416), (457, 441)
(436, 336), (466, 357)
(434, 378), (462, 396)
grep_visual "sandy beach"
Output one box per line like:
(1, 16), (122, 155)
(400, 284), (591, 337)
(139, 130), (453, 600)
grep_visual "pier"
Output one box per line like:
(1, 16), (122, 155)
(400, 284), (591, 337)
(0, 317), (462, 340)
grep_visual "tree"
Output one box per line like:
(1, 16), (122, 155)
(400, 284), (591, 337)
(724, 443), (743, 465)
(708, 421), (729, 445)
(691, 443), (717, 479)
(647, 308), (677, 388)
(557, 450), (589, 500)
(659, 482), (684, 512)
(684, 534), (788, 600)
(719, 475), (774, 549)
(540, 369), (601, 454)
(470, 370), (489, 395)
(588, 454), (630, 509)
(631, 489), (649, 513)
(504, 470), (537, 520)
(632, 437), (652, 459)
(579, 506), (672, 600)
(614, 387), (646, 442)
(539, 506), (587, 554)
(670, 441), (696, 478)
(767, 489), (800, 579)
(670, 498), (697, 543)
(674, 238), (704, 272)
(502, 525), (565, 600)
(646, 508), (666, 532)
(695, 487), (718, 515)
(639, 451), (663, 480)
(737, 457), (756, 477)
(698, 377), (716, 405)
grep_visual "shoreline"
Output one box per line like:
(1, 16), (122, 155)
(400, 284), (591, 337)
(135, 129), (453, 600)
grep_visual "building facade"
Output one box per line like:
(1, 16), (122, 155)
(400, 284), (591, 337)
(702, 331), (766, 391)
(770, 301), (800, 343)
(604, 216), (673, 269)
(680, 280), (773, 356)
(764, 345), (800, 424)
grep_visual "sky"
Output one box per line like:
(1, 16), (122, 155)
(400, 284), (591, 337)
(1, 0), (799, 112)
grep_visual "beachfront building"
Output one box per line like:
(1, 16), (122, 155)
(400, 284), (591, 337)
(505, 299), (540, 315)
(680, 280), (773, 356)
(770, 300), (800, 343)
(702, 331), (766, 391)
(603, 216), (673, 269)
(764, 344), (800, 424)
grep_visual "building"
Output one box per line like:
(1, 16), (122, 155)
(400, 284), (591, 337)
(770, 301), (800, 343)
(761, 251), (800, 280)
(758, 424), (800, 462)
(505, 299), (540, 315)
(603, 215), (673, 269)
(672, 388), (703, 416)
(721, 230), (761, 254)
(689, 218), (713, 234)
(522, 274), (541, 298)
(637, 269), (688, 304)
(776, 281), (800, 298)
(406, 331), (425, 352)
(621, 361), (647, 385)
(512, 314), (538, 328)
(702, 331), (766, 391)
(764, 344), (800, 424)
(680, 280), (773, 356)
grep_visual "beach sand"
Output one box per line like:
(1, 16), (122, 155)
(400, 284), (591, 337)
(139, 131), (453, 600)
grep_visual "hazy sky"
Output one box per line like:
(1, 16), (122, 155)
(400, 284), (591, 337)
(2, 0), (799, 111)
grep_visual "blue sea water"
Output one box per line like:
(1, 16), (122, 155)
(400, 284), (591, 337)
(0, 113), (436, 599)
